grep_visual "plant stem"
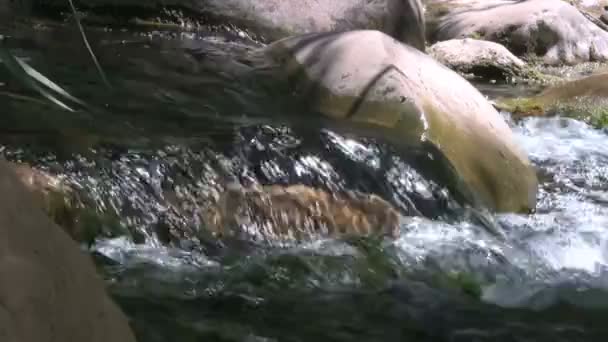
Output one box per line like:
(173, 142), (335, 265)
(67, 0), (111, 89)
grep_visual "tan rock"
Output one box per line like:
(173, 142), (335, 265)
(428, 38), (526, 80)
(204, 183), (401, 242)
(0, 159), (136, 342)
(257, 30), (538, 213)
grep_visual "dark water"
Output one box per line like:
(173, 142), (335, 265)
(2, 22), (608, 341)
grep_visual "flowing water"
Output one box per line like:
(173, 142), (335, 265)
(2, 22), (608, 341)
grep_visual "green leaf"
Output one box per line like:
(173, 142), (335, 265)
(0, 46), (87, 112)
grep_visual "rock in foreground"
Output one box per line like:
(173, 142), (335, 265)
(431, 0), (608, 65)
(0, 159), (136, 342)
(257, 30), (538, 213)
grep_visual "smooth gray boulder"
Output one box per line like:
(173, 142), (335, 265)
(430, 0), (608, 65)
(37, 0), (426, 49)
(256, 30), (538, 213)
(428, 38), (526, 80)
(0, 160), (136, 342)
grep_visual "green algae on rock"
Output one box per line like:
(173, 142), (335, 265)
(257, 30), (538, 214)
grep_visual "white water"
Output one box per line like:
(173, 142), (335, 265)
(89, 115), (608, 310)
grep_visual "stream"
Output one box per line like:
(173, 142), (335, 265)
(2, 21), (608, 342)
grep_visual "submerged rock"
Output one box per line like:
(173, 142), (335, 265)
(256, 30), (538, 213)
(0, 159), (136, 342)
(9, 162), (126, 245)
(203, 183), (401, 243)
(496, 72), (608, 127)
(428, 38), (527, 81)
(36, 0), (426, 49)
(430, 0), (608, 65)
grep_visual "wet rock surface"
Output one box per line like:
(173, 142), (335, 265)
(258, 29), (538, 213)
(8, 162), (404, 246)
(204, 183), (402, 243)
(8, 162), (126, 245)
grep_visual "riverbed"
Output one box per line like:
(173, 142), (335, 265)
(2, 22), (608, 341)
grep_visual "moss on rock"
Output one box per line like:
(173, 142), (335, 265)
(494, 97), (548, 118)
(440, 271), (484, 299)
(495, 72), (608, 128)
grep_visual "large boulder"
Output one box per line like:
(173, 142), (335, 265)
(36, 0), (426, 49)
(255, 30), (538, 213)
(428, 38), (527, 81)
(0, 159), (136, 342)
(429, 0), (608, 65)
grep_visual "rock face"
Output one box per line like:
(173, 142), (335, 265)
(428, 38), (526, 81)
(257, 30), (538, 213)
(430, 0), (608, 65)
(37, 0), (426, 49)
(0, 159), (136, 342)
(203, 184), (401, 243)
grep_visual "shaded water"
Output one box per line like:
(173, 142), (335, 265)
(2, 22), (608, 341)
